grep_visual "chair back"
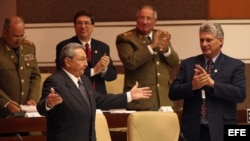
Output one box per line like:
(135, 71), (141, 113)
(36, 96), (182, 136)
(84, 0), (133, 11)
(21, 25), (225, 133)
(95, 113), (111, 141)
(105, 73), (124, 94)
(39, 73), (52, 98)
(127, 111), (180, 141)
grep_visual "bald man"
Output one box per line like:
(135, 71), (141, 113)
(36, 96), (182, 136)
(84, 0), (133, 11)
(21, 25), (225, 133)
(0, 16), (41, 117)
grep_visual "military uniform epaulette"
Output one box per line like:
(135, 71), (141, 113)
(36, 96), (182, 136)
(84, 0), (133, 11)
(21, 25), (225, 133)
(123, 31), (134, 37)
(23, 40), (34, 47)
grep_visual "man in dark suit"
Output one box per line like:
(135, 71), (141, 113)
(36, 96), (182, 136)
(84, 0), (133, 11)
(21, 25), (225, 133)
(55, 10), (117, 95)
(37, 42), (152, 141)
(116, 5), (179, 110)
(0, 16), (41, 117)
(169, 22), (246, 141)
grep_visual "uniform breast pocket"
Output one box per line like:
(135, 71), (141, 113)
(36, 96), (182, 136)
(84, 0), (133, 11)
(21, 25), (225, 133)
(0, 60), (16, 71)
(0, 62), (17, 81)
(24, 60), (36, 73)
(0, 56), (16, 69)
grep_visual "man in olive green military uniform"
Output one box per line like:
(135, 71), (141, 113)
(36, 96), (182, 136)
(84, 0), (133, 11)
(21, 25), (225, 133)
(0, 16), (41, 117)
(116, 5), (179, 110)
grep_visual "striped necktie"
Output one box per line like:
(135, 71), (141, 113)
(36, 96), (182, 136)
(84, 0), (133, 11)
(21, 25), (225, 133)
(78, 79), (91, 108)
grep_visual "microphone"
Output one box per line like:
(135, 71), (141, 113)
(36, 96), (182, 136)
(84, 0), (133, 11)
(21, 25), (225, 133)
(16, 133), (24, 141)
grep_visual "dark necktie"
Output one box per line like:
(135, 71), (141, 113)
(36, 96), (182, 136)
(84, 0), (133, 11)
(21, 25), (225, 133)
(13, 48), (19, 56)
(147, 36), (151, 43)
(78, 79), (91, 108)
(201, 59), (213, 122)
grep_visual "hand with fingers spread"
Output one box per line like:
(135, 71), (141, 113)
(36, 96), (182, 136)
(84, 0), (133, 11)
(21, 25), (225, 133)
(46, 88), (63, 108)
(130, 81), (152, 100)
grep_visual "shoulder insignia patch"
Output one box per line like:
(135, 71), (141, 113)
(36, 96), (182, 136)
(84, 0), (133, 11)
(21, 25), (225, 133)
(123, 31), (134, 37)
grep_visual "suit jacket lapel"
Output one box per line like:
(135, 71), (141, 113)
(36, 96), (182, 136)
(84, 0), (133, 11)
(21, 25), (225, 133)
(210, 53), (225, 78)
(81, 76), (96, 113)
(90, 39), (100, 65)
(61, 71), (92, 113)
(196, 55), (206, 68)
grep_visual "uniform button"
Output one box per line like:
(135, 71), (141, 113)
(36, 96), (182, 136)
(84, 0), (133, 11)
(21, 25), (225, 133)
(157, 83), (160, 87)
(21, 79), (24, 83)
(20, 66), (23, 70)
(21, 92), (24, 96)
(157, 73), (160, 76)
(11, 55), (14, 59)
(156, 61), (160, 65)
(26, 63), (30, 66)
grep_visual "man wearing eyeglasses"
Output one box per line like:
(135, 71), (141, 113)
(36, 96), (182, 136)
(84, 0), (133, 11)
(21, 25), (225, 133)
(0, 16), (41, 117)
(116, 5), (180, 111)
(55, 10), (117, 95)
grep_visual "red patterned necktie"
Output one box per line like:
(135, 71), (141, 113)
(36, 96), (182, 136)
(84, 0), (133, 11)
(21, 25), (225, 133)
(201, 59), (213, 121)
(85, 43), (91, 62)
(85, 43), (96, 89)
(206, 59), (213, 74)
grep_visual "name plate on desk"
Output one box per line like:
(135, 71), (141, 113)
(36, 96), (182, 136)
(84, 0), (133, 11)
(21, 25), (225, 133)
(25, 112), (43, 117)
(103, 109), (136, 114)
(158, 106), (174, 112)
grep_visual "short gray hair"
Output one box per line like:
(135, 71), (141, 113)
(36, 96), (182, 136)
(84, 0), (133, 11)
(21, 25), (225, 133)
(200, 22), (224, 39)
(59, 43), (84, 67)
(136, 5), (158, 19)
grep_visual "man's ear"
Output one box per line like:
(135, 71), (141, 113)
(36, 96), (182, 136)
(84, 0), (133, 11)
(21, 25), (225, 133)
(64, 57), (71, 67)
(219, 38), (224, 47)
(2, 30), (7, 38)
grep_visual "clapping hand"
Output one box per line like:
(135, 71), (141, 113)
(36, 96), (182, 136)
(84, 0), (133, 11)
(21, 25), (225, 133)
(192, 64), (214, 90)
(151, 30), (171, 53)
(94, 54), (110, 74)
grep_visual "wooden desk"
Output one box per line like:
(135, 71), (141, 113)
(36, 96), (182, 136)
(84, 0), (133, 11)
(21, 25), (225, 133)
(103, 112), (129, 141)
(0, 117), (46, 141)
(0, 109), (248, 141)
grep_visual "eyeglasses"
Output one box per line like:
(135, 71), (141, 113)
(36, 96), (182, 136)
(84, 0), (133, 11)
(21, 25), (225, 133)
(68, 56), (89, 62)
(75, 21), (92, 26)
(137, 16), (155, 22)
(12, 35), (27, 40)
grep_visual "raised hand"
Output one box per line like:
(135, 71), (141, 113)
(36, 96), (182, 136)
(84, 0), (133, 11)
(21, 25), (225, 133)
(46, 87), (63, 108)
(130, 81), (152, 100)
